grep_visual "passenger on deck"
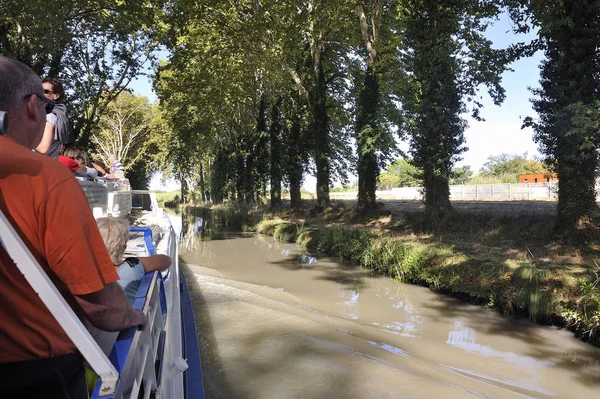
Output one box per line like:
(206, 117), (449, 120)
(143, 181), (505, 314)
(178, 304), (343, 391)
(0, 55), (147, 399)
(96, 216), (172, 304)
(60, 146), (88, 174)
(79, 150), (106, 178)
(109, 154), (126, 179)
(34, 77), (70, 158)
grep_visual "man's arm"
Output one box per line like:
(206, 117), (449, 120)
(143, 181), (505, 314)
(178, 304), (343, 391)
(34, 122), (54, 154)
(75, 282), (147, 332)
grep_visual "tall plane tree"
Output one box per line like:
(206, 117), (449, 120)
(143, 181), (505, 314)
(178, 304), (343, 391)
(353, 0), (401, 212)
(400, 0), (513, 223)
(515, 1), (600, 232)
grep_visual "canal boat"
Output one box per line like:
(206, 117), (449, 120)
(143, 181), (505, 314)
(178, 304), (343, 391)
(0, 177), (204, 398)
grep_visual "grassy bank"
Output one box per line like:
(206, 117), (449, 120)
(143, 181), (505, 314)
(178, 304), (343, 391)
(178, 201), (600, 345)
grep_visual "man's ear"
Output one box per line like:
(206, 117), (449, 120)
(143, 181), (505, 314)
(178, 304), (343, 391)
(25, 95), (42, 122)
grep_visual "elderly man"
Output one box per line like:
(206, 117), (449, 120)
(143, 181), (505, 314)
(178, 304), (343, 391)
(0, 56), (146, 397)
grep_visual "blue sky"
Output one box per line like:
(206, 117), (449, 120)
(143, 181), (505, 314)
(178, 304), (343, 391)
(454, 13), (544, 172)
(132, 12), (544, 190)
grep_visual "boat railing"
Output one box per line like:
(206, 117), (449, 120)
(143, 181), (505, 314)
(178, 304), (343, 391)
(92, 269), (168, 398)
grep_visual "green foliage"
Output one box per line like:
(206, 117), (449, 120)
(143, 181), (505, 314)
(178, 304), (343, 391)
(377, 158), (422, 189)
(450, 165), (474, 185)
(517, 1), (600, 231)
(0, 1), (160, 146)
(399, 0), (514, 220)
(467, 173), (515, 185)
(155, 190), (181, 208)
(210, 202), (253, 229)
(511, 265), (555, 321)
(478, 153), (547, 183)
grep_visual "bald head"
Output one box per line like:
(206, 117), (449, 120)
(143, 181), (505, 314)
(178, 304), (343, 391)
(0, 56), (47, 148)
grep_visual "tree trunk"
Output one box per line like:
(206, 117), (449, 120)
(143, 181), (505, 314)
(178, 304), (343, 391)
(236, 154), (245, 202)
(287, 98), (304, 210)
(211, 151), (225, 204)
(356, 66), (380, 212)
(556, 157), (598, 231)
(312, 62), (330, 209)
(244, 153), (255, 203)
(255, 95), (269, 204)
(180, 173), (188, 204)
(199, 162), (206, 202)
(269, 99), (283, 208)
(422, 165), (452, 224)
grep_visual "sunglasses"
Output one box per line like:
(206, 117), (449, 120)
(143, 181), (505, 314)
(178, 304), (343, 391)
(24, 92), (55, 106)
(43, 89), (54, 94)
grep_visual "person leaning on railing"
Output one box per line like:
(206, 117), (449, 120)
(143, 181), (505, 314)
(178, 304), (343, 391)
(89, 216), (172, 356)
(96, 216), (172, 304)
(0, 55), (147, 399)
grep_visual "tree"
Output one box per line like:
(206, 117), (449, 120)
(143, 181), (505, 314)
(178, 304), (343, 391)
(377, 158), (422, 189)
(91, 92), (164, 189)
(399, 0), (514, 224)
(352, 0), (400, 212)
(478, 152), (547, 182)
(450, 165), (474, 185)
(514, 1), (600, 232)
(0, 1), (160, 147)
(353, 0), (383, 211)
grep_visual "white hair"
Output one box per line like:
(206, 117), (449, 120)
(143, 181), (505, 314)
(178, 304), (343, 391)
(96, 216), (130, 266)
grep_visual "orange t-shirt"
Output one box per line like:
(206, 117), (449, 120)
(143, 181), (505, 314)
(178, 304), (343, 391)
(0, 136), (119, 362)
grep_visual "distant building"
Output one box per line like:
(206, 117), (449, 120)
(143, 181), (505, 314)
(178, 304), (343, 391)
(519, 173), (558, 184)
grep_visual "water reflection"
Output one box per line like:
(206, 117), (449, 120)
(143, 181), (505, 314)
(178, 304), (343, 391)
(447, 321), (556, 368)
(336, 286), (360, 320)
(446, 320), (556, 396)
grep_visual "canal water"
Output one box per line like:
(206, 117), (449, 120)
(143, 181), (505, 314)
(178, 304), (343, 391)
(173, 214), (600, 399)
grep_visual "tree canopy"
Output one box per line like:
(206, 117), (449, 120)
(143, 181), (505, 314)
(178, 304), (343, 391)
(4, 0), (598, 234)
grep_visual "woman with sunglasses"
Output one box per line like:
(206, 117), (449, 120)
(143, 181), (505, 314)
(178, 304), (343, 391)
(34, 78), (70, 158)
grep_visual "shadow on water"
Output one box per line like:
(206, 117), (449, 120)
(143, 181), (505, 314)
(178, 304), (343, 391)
(179, 211), (372, 398)
(185, 267), (367, 399)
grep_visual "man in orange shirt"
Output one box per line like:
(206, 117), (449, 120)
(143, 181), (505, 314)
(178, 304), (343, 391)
(0, 57), (147, 397)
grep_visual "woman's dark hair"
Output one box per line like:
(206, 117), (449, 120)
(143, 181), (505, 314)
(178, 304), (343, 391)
(41, 77), (64, 103)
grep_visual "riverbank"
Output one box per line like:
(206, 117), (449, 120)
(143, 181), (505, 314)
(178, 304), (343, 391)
(180, 200), (600, 346)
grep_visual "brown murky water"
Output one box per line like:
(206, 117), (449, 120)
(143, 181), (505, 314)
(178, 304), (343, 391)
(178, 227), (600, 399)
